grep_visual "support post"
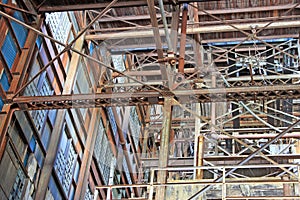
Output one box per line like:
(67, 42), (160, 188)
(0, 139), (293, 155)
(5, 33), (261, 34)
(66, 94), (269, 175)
(147, 0), (169, 84)
(178, 4), (188, 74)
(195, 103), (204, 179)
(142, 106), (151, 157)
(170, 5), (180, 53)
(155, 97), (173, 200)
(74, 108), (101, 200)
(211, 72), (217, 159)
(283, 175), (291, 199)
(222, 167), (226, 200)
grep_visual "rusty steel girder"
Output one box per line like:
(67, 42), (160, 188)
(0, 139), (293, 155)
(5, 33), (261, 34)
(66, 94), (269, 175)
(6, 84), (300, 110)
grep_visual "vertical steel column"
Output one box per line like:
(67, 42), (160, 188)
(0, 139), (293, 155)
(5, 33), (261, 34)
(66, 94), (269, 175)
(283, 175), (291, 199)
(297, 165), (300, 196)
(193, 5), (204, 176)
(211, 73), (216, 131)
(34, 35), (85, 200)
(298, 32), (300, 71)
(191, 2), (203, 74)
(222, 167), (226, 200)
(74, 107), (100, 200)
(195, 103), (204, 179)
(178, 4), (188, 74)
(142, 106), (151, 157)
(149, 169), (155, 200)
(170, 6), (180, 53)
(295, 140), (300, 196)
(107, 158), (117, 200)
(112, 106), (139, 196)
(155, 97), (173, 200)
(158, 0), (172, 52)
(93, 189), (99, 200)
(147, 0), (169, 84)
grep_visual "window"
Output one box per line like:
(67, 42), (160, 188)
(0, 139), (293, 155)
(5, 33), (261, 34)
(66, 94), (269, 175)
(54, 125), (77, 196)
(45, 12), (71, 52)
(24, 58), (53, 134)
(130, 107), (141, 149)
(41, 121), (52, 150)
(94, 119), (114, 184)
(9, 168), (26, 200)
(107, 107), (118, 138)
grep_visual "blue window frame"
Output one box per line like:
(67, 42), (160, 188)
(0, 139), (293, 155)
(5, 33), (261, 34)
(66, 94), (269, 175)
(36, 36), (43, 49)
(0, 99), (3, 110)
(0, 69), (10, 110)
(1, 31), (18, 68)
(11, 12), (28, 48)
(0, 71), (10, 91)
(0, 0), (8, 19)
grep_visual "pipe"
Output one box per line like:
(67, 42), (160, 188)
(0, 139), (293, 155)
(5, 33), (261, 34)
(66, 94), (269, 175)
(158, 0), (173, 52)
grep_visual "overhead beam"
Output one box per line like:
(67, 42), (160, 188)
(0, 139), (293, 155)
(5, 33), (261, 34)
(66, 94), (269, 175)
(37, 1), (300, 13)
(105, 34), (297, 49)
(86, 20), (300, 40)
(8, 84), (300, 110)
(94, 5), (300, 23)
(37, 0), (217, 12)
(142, 154), (300, 167)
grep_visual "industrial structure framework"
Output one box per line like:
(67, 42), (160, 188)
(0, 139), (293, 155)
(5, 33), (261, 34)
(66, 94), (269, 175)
(0, 0), (300, 199)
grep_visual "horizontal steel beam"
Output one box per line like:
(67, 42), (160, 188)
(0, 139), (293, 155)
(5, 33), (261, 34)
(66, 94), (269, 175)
(86, 20), (300, 40)
(94, 5), (300, 23)
(36, 0), (218, 12)
(141, 154), (300, 167)
(111, 73), (300, 83)
(6, 84), (300, 110)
